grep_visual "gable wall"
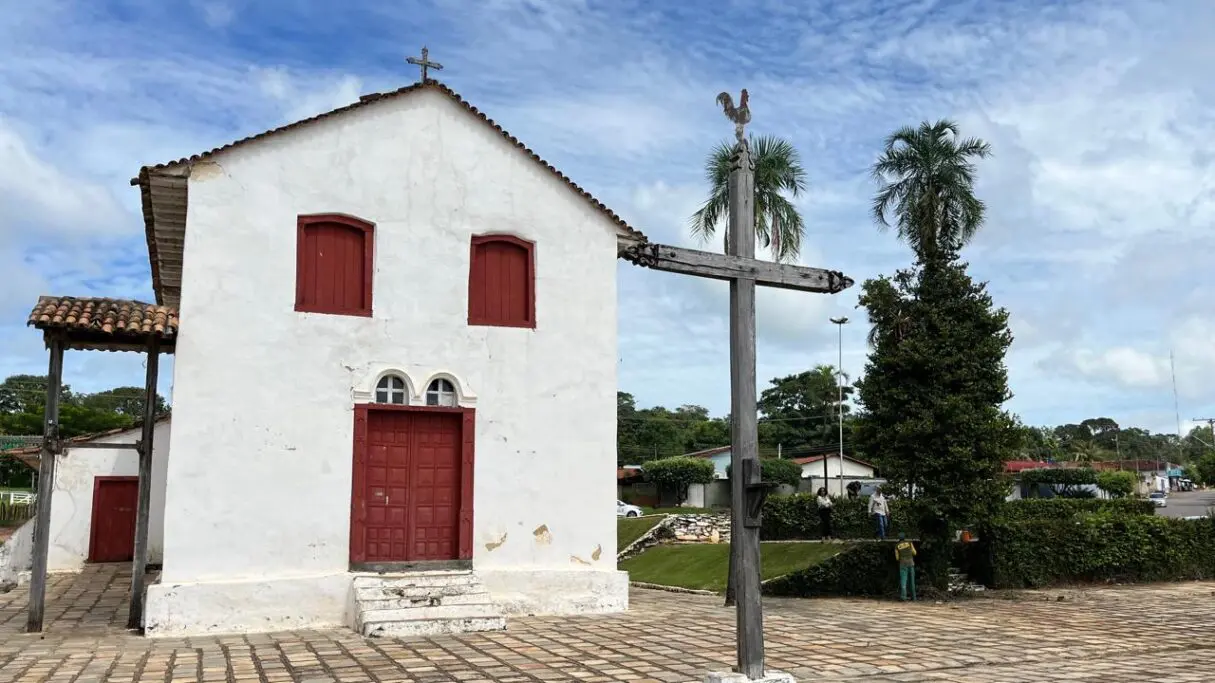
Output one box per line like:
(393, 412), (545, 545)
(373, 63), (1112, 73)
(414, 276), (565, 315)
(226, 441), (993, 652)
(161, 89), (620, 583)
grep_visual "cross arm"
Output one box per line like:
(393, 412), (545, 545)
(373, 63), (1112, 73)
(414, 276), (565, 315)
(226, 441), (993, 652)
(620, 242), (854, 294)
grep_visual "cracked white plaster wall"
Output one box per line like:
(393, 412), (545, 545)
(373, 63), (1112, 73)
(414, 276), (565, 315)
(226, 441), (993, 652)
(157, 87), (622, 605)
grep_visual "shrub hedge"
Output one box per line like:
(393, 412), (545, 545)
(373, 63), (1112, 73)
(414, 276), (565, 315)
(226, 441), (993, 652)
(994, 498), (1155, 521)
(761, 495), (919, 540)
(967, 515), (1215, 588)
(763, 541), (952, 598)
(759, 495), (1154, 541)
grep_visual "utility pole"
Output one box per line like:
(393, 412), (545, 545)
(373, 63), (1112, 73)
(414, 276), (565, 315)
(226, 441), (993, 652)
(830, 316), (849, 497)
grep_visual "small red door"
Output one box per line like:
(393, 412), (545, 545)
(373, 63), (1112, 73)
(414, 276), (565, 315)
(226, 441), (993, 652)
(88, 477), (139, 563)
(353, 410), (463, 563)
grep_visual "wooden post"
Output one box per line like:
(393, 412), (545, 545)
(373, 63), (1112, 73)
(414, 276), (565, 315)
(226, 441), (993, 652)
(27, 337), (64, 633)
(127, 337), (159, 630)
(727, 140), (764, 679)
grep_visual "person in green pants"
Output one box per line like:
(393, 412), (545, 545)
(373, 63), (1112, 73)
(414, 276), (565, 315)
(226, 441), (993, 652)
(895, 532), (917, 601)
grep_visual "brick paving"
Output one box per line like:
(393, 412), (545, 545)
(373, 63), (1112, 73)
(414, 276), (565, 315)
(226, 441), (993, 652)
(2, 565), (1215, 682)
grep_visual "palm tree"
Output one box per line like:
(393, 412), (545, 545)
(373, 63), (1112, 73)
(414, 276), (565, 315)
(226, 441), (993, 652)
(1071, 441), (1102, 464)
(870, 120), (992, 263)
(689, 134), (807, 263)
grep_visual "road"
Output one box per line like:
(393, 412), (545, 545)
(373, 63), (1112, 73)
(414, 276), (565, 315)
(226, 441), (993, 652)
(1156, 489), (1215, 518)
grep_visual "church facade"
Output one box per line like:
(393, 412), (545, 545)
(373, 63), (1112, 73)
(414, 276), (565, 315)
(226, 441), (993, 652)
(133, 81), (646, 635)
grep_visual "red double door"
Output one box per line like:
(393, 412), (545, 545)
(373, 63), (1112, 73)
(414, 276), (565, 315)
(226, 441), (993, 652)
(351, 410), (469, 564)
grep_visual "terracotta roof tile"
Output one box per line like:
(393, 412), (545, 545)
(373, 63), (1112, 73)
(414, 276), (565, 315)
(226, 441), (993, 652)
(135, 79), (646, 241)
(27, 296), (179, 340)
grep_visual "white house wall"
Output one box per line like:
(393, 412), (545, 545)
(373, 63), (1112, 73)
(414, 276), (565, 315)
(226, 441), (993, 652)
(47, 420), (171, 571)
(149, 89), (624, 635)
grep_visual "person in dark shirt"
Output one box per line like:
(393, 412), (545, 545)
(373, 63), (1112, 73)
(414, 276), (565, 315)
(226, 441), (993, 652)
(894, 532), (917, 601)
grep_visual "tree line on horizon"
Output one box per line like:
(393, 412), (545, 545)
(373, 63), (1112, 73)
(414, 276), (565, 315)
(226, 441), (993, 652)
(618, 383), (1212, 468)
(0, 374), (170, 488)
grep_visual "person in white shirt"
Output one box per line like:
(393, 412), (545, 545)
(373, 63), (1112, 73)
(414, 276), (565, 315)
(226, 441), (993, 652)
(815, 487), (834, 540)
(868, 490), (890, 540)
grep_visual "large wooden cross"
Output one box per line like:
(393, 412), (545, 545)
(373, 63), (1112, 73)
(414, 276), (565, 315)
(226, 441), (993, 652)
(620, 91), (853, 681)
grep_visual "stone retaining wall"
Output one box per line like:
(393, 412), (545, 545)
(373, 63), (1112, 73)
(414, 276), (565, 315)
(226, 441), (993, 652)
(669, 513), (731, 543)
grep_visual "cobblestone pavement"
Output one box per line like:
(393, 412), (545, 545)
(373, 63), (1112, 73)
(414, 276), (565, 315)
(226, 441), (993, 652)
(2, 564), (1215, 682)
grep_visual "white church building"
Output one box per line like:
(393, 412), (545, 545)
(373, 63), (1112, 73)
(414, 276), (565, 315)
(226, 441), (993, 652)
(27, 79), (648, 637)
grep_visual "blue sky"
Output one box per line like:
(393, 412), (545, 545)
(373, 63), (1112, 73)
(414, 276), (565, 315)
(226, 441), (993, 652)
(1, 0), (1212, 436)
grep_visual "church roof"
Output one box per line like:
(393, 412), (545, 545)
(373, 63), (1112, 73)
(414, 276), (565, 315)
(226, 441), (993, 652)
(132, 80), (647, 307)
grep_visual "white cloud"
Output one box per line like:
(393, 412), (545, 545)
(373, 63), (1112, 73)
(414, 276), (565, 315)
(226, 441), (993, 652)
(0, 119), (129, 240)
(0, 0), (1212, 432)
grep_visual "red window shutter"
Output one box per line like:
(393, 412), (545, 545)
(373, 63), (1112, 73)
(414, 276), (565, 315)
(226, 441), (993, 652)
(468, 235), (535, 328)
(296, 214), (374, 316)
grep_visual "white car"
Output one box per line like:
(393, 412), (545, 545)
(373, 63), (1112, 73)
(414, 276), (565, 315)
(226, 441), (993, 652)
(616, 500), (643, 517)
(1149, 491), (1168, 508)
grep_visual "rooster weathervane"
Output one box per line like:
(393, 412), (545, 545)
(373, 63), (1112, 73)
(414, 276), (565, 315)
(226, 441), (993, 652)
(716, 89), (750, 145)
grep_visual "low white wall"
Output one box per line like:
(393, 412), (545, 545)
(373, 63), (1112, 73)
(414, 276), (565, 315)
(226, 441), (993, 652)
(48, 420), (171, 571)
(144, 572), (351, 636)
(143, 567), (627, 636)
(0, 517), (36, 585)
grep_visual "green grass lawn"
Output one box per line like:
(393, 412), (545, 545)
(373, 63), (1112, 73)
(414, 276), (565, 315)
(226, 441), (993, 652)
(620, 542), (846, 592)
(618, 515), (665, 550)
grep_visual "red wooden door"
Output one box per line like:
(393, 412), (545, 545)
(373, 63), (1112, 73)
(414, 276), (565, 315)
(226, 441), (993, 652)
(408, 413), (462, 560)
(363, 411), (413, 562)
(89, 477), (139, 563)
(355, 411), (463, 563)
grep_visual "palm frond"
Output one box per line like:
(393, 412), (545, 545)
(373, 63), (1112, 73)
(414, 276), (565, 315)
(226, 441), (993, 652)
(868, 119), (992, 261)
(689, 133), (809, 261)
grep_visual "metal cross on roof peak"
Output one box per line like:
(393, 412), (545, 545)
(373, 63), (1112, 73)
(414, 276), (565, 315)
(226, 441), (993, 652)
(406, 46), (443, 82)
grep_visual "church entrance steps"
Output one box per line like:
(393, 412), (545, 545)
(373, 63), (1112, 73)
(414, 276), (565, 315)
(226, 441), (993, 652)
(351, 570), (506, 638)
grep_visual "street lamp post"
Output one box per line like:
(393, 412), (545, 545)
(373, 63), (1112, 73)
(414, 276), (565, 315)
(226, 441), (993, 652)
(830, 316), (849, 497)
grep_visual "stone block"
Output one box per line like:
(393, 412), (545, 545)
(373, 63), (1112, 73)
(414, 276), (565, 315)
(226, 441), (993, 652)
(704, 671), (795, 683)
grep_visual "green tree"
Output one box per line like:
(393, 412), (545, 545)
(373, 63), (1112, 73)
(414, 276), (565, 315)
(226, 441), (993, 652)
(724, 458), (803, 487)
(0, 374), (171, 488)
(642, 456), (716, 506)
(757, 366), (852, 454)
(870, 120), (992, 264)
(79, 387), (168, 417)
(855, 259), (1018, 538)
(689, 134), (808, 262)
(1193, 453), (1215, 486)
(1070, 440), (1106, 464)
(1096, 470), (1137, 498)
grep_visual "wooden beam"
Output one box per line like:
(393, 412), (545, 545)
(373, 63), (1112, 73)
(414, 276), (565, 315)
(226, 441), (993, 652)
(620, 242), (854, 294)
(61, 442), (141, 451)
(27, 338), (64, 633)
(127, 338), (160, 630)
(726, 144), (765, 680)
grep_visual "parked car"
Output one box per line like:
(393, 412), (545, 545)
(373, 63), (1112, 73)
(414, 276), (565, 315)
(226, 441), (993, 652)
(616, 500), (643, 517)
(1149, 491), (1168, 508)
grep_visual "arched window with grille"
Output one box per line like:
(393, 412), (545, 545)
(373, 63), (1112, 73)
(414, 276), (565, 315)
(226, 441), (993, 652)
(425, 378), (457, 407)
(375, 374), (408, 404)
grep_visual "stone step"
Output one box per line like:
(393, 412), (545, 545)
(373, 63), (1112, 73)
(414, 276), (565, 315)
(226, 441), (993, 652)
(352, 572), (478, 589)
(362, 615), (507, 638)
(357, 591), (494, 611)
(355, 582), (486, 601)
(358, 602), (504, 625)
